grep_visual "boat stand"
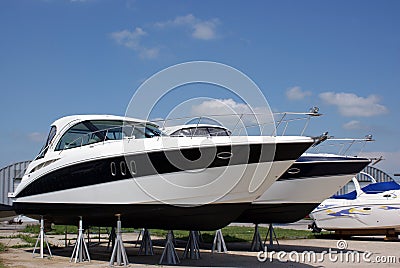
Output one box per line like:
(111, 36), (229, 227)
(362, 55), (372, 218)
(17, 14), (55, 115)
(70, 217), (91, 263)
(182, 231), (200, 259)
(171, 229), (177, 245)
(212, 229), (227, 253)
(264, 223), (279, 248)
(32, 216), (52, 258)
(109, 215), (129, 266)
(138, 228), (154, 255)
(107, 227), (116, 251)
(250, 224), (263, 251)
(159, 230), (180, 265)
(196, 231), (203, 242)
(135, 228), (144, 248)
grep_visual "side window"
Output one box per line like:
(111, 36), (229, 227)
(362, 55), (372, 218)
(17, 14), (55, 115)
(36, 126), (57, 159)
(193, 127), (209, 137)
(207, 127), (228, 136)
(180, 128), (193, 137)
(55, 122), (92, 150)
(55, 120), (162, 151)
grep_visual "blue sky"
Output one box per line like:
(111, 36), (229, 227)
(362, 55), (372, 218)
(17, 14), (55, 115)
(0, 0), (399, 176)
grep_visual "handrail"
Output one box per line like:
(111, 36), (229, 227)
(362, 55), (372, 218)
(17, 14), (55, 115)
(310, 135), (374, 156)
(155, 107), (322, 137)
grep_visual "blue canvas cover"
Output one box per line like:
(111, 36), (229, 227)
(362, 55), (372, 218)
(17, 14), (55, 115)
(331, 181), (400, 200)
(361, 181), (400, 194)
(331, 190), (357, 200)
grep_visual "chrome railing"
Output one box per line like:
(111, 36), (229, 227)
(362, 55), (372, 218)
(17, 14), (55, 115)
(153, 107), (322, 137)
(309, 135), (374, 156)
(36, 107), (322, 157)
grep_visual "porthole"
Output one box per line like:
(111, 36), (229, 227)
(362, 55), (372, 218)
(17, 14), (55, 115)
(287, 167), (300, 174)
(120, 161), (127, 176)
(217, 152), (233, 160)
(130, 160), (137, 176)
(110, 162), (117, 176)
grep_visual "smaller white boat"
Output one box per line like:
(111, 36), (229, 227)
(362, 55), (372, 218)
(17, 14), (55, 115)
(310, 172), (400, 232)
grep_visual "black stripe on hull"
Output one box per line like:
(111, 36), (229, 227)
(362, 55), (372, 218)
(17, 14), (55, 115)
(278, 159), (371, 181)
(13, 202), (251, 231)
(236, 203), (319, 224)
(16, 141), (312, 198)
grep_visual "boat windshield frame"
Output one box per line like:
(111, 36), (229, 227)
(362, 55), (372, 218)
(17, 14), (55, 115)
(36, 126), (57, 159)
(54, 120), (162, 152)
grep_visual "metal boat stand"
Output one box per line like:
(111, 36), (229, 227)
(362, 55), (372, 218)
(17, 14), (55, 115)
(135, 228), (144, 248)
(264, 223), (279, 248)
(159, 230), (180, 265)
(109, 214), (129, 266)
(195, 231), (203, 242)
(32, 216), (52, 258)
(70, 217), (91, 263)
(250, 224), (263, 251)
(138, 228), (154, 255)
(212, 229), (227, 253)
(182, 230), (200, 259)
(171, 229), (177, 245)
(107, 227), (116, 251)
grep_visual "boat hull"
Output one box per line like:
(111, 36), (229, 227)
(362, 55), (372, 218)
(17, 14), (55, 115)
(236, 156), (371, 224)
(310, 203), (400, 230)
(236, 203), (318, 224)
(13, 137), (313, 230)
(14, 202), (251, 230)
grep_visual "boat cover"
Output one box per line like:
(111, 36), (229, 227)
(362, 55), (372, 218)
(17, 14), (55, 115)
(331, 181), (400, 200)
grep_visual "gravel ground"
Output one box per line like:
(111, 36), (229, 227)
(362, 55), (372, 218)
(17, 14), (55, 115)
(0, 222), (399, 267)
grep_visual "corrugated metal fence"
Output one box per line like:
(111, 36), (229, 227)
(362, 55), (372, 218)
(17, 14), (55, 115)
(0, 161), (31, 206)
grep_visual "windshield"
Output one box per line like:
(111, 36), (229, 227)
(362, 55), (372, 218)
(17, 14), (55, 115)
(55, 120), (162, 151)
(36, 126), (57, 159)
(171, 127), (230, 137)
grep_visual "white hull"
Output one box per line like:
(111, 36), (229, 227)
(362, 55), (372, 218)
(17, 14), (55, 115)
(311, 203), (400, 230)
(14, 161), (292, 206)
(253, 174), (357, 204)
(310, 184), (400, 230)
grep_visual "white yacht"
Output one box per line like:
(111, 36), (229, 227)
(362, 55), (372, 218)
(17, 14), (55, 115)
(10, 115), (314, 230)
(237, 153), (371, 224)
(164, 124), (371, 224)
(310, 173), (400, 231)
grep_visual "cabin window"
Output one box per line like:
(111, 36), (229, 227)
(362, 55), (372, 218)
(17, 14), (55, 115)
(36, 126), (57, 159)
(55, 120), (162, 151)
(170, 127), (230, 137)
(207, 127), (229, 136)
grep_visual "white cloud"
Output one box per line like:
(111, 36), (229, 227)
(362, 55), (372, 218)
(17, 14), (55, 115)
(343, 120), (367, 130)
(110, 27), (145, 49)
(155, 14), (219, 40)
(27, 132), (46, 143)
(319, 92), (388, 117)
(192, 20), (218, 40)
(110, 27), (159, 59)
(189, 98), (274, 134)
(285, 86), (312, 101)
(191, 98), (253, 116)
(155, 14), (197, 28)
